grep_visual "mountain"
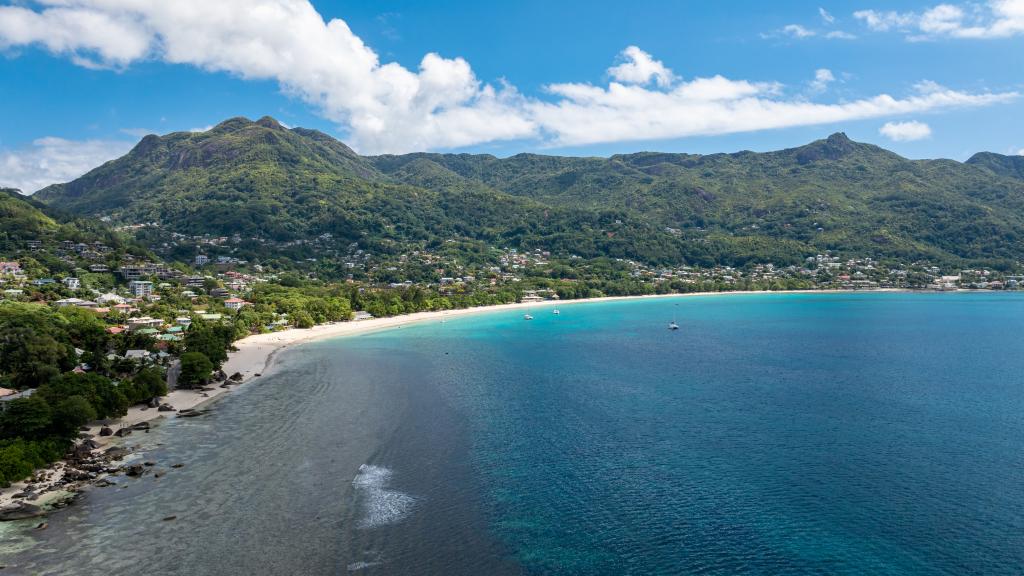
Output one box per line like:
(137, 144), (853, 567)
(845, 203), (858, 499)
(34, 118), (1024, 271)
(0, 187), (146, 258)
(966, 152), (1024, 181)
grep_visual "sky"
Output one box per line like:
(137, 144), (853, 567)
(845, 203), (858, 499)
(1, 0), (1022, 192)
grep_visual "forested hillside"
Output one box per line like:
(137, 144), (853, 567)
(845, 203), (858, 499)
(34, 118), (1024, 271)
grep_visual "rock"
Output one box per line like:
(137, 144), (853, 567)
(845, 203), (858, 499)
(148, 397), (160, 408)
(124, 464), (146, 477)
(177, 410), (205, 418)
(219, 383), (231, 389)
(98, 426), (113, 437)
(34, 522), (48, 530)
(79, 426), (91, 432)
(229, 372), (243, 381)
(131, 422), (151, 431)
(77, 432), (93, 439)
(0, 502), (45, 521)
(95, 479), (115, 488)
(254, 373), (261, 377)
(82, 439), (100, 450)
(171, 463), (184, 468)
(104, 446), (130, 459)
(113, 428), (132, 438)
(158, 404), (175, 412)
(162, 515), (177, 521)
(140, 406), (149, 411)
(143, 461), (156, 467)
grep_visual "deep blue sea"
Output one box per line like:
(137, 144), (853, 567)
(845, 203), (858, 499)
(3, 292), (1023, 575)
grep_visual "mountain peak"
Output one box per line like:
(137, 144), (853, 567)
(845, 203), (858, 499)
(210, 116), (256, 133)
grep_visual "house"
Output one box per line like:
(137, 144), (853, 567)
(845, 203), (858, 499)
(32, 278), (56, 286)
(176, 316), (192, 327)
(88, 264), (109, 273)
(0, 262), (21, 275)
(209, 287), (229, 298)
(128, 316), (163, 331)
(54, 297), (86, 307)
(224, 297), (248, 311)
(124, 350), (152, 362)
(128, 280), (154, 297)
(97, 292), (126, 305)
(0, 388), (35, 411)
(195, 254), (209, 266)
(62, 277), (80, 289)
(112, 303), (137, 314)
(106, 326), (126, 335)
(353, 311), (374, 321)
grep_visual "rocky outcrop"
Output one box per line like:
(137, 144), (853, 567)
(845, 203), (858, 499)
(0, 502), (45, 521)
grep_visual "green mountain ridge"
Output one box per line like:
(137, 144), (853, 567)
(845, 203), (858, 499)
(33, 117), (1024, 271)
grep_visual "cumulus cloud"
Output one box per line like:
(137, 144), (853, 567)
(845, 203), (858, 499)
(0, 137), (134, 192)
(607, 46), (675, 87)
(809, 69), (836, 93)
(855, 0), (1024, 39)
(782, 24), (818, 38)
(879, 120), (932, 141)
(0, 1), (1017, 153)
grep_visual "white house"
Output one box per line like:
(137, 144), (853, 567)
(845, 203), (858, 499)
(224, 297), (248, 311)
(62, 277), (80, 289)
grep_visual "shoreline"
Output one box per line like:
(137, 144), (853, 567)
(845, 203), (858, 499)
(0, 287), (927, 510)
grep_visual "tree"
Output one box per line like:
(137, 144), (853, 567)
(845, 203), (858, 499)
(128, 367), (167, 402)
(184, 322), (232, 367)
(51, 395), (97, 438)
(179, 352), (213, 389)
(0, 396), (53, 440)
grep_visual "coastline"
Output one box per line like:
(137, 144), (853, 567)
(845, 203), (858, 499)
(0, 288), (900, 510)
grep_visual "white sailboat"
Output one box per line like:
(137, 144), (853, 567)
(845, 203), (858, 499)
(669, 304), (679, 330)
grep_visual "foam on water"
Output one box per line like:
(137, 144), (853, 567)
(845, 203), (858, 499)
(352, 464), (416, 528)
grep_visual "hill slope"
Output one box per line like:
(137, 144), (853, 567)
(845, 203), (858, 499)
(35, 119), (1024, 270)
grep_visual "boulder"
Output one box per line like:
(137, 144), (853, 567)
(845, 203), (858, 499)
(148, 397), (160, 408)
(158, 404), (175, 412)
(98, 426), (113, 437)
(131, 421), (151, 431)
(229, 372), (243, 381)
(0, 502), (45, 521)
(113, 428), (132, 438)
(124, 464), (146, 477)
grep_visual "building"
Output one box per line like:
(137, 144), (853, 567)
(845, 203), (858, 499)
(224, 297), (248, 311)
(119, 264), (171, 280)
(127, 316), (163, 331)
(128, 280), (154, 297)
(63, 277), (80, 289)
(195, 254), (209, 266)
(0, 388), (35, 411)
(0, 262), (21, 275)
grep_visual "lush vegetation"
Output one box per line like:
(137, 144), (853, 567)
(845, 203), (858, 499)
(34, 121), (1024, 272)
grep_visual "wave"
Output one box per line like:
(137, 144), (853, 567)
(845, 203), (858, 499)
(352, 464), (415, 528)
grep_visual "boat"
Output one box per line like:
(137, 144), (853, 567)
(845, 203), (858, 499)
(668, 321), (679, 330)
(524, 314), (533, 320)
(553, 309), (560, 315)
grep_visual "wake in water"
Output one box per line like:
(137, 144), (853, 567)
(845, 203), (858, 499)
(352, 464), (416, 528)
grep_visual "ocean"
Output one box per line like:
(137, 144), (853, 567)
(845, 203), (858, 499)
(2, 292), (1023, 575)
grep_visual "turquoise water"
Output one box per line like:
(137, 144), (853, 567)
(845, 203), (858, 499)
(3, 293), (1023, 574)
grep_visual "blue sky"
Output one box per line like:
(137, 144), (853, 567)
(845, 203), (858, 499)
(1, 0), (1022, 191)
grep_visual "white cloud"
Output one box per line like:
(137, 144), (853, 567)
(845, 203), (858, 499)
(825, 30), (858, 39)
(532, 80), (1009, 147)
(0, 1), (1017, 153)
(0, 137), (134, 193)
(810, 68), (836, 93)
(782, 24), (817, 38)
(855, 0), (1024, 39)
(607, 46), (675, 88)
(879, 120), (932, 141)
(819, 7), (836, 23)
(1017, 148), (1024, 156)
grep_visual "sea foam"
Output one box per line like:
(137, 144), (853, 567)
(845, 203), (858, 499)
(352, 464), (415, 528)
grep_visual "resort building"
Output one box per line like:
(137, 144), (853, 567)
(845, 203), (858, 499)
(129, 280), (154, 297)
